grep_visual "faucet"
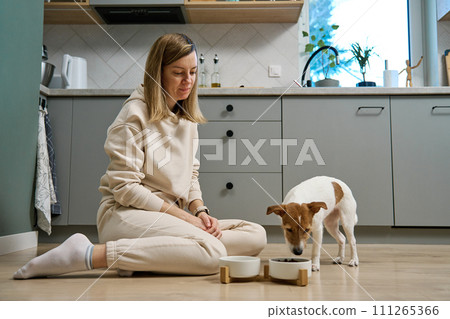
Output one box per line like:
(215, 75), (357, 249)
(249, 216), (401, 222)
(300, 46), (340, 87)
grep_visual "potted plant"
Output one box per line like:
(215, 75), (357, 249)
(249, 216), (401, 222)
(350, 42), (377, 87)
(302, 24), (340, 87)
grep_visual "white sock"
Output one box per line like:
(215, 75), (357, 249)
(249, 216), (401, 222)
(13, 233), (94, 279)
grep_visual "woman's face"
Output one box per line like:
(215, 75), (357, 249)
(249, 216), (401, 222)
(162, 51), (197, 110)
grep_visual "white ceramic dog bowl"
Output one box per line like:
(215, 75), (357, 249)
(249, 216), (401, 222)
(269, 257), (312, 280)
(219, 256), (261, 278)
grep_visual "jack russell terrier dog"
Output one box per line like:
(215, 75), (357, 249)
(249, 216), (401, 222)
(267, 176), (359, 271)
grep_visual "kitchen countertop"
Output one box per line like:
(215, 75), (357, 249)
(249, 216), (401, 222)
(40, 84), (450, 97)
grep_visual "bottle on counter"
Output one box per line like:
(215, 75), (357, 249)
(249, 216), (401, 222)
(198, 53), (207, 88)
(211, 54), (221, 88)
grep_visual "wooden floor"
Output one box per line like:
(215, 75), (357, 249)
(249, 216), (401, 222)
(1, 243), (449, 301)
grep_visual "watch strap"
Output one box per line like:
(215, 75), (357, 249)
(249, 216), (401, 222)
(194, 205), (209, 217)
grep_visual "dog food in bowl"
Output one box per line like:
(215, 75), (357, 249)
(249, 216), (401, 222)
(219, 256), (261, 278)
(269, 257), (312, 280)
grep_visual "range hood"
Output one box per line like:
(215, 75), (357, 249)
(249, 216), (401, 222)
(90, 0), (186, 24)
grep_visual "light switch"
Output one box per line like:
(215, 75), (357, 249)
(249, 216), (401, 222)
(268, 65), (282, 78)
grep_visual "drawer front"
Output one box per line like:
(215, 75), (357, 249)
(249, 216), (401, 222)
(199, 97), (281, 121)
(198, 121), (282, 172)
(200, 172), (282, 225)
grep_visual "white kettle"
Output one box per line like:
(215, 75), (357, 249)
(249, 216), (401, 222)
(61, 54), (87, 89)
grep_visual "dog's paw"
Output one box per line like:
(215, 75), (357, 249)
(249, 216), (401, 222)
(311, 264), (320, 272)
(333, 256), (343, 264)
(348, 259), (359, 267)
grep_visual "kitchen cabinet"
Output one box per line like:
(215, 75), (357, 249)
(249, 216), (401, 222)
(44, 1), (103, 24)
(45, 91), (450, 229)
(282, 96), (393, 226)
(391, 96), (450, 227)
(69, 98), (123, 224)
(185, 0), (303, 24)
(47, 98), (73, 226)
(198, 97), (282, 225)
(47, 97), (123, 225)
(44, 0), (303, 24)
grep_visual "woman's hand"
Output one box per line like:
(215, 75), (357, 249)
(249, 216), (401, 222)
(197, 212), (222, 239)
(161, 201), (221, 237)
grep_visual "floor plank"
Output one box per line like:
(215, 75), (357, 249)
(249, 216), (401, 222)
(1, 243), (449, 301)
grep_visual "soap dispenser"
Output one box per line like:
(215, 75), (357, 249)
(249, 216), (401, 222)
(211, 54), (221, 88)
(199, 54), (207, 88)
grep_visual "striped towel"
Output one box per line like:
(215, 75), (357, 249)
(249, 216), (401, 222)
(35, 106), (56, 235)
(44, 109), (61, 215)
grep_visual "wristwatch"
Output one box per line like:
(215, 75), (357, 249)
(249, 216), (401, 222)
(194, 205), (209, 217)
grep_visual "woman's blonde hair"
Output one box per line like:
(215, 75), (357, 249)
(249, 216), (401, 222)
(143, 33), (206, 123)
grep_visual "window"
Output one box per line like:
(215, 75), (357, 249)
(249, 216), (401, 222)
(307, 0), (409, 87)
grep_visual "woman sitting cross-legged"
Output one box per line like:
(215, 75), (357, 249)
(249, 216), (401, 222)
(14, 33), (266, 279)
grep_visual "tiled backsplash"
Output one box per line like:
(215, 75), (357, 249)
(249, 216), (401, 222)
(43, 23), (300, 89)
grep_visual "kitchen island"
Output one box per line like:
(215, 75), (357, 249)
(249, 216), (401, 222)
(39, 85), (450, 243)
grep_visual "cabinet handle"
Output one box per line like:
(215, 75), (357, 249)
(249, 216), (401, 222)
(357, 106), (385, 111)
(226, 130), (234, 137)
(226, 182), (234, 190)
(357, 106), (384, 115)
(432, 106), (450, 111)
(226, 104), (234, 112)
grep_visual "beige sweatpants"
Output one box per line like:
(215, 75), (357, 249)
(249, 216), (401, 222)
(97, 205), (267, 275)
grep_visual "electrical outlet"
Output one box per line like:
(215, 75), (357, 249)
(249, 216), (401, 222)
(268, 65), (282, 78)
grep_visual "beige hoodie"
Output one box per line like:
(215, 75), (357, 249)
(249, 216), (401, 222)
(98, 85), (202, 216)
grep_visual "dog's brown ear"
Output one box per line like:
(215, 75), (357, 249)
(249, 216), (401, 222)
(307, 202), (328, 214)
(266, 205), (286, 217)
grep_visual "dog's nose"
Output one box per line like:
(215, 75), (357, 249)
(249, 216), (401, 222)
(293, 247), (303, 255)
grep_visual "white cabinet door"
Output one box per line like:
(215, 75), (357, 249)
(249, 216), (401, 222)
(69, 97), (123, 225)
(391, 96), (450, 226)
(283, 96), (393, 226)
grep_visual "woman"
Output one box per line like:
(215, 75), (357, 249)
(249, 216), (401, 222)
(14, 33), (266, 279)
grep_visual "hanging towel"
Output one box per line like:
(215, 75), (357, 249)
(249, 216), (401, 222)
(44, 108), (62, 215)
(35, 105), (56, 235)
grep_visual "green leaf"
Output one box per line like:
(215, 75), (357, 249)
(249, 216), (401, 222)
(305, 44), (315, 52)
(319, 27), (324, 32)
(302, 31), (309, 37)
(317, 39), (325, 47)
(311, 35), (316, 41)
(331, 25), (339, 30)
(330, 62), (336, 68)
(329, 54), (335, 61)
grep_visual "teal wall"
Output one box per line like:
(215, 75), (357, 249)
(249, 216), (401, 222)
(0, 1), (44, 236)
